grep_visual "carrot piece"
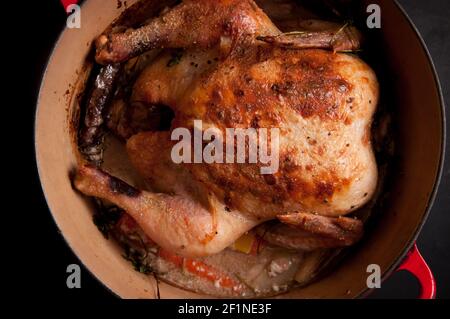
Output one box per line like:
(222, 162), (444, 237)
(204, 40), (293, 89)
(118, 214), (156, 245)
(118, 216), (242, 291)
(118, 213), (138, 231)
(183, 258), (240, 290)
(158, 249), (184, 267)
(157, 249), (241, 291)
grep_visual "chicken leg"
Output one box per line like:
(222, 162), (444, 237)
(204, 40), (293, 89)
(74, 164), (257, 257)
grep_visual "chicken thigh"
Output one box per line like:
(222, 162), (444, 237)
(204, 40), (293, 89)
(75, 0), (378, 257)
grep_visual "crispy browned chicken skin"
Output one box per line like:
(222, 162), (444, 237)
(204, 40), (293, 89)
(75, 0), (377, 257)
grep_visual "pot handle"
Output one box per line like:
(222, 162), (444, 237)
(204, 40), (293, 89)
(61, 0), (79, 11)
(397, 243), (436, 299)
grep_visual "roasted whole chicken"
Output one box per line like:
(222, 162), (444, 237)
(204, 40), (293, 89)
(75, 0), (378, 258)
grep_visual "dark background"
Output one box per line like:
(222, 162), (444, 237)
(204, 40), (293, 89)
(27, 0), (449, 299)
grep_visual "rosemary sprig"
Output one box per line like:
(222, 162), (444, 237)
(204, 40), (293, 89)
(334, 21), (350, 37)
(123, 244), (153, 274)
(277, 31), (309, 37)
(336, 49), (363, 53)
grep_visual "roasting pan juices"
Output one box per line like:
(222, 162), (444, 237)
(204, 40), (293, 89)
(70, 0), (394, 298)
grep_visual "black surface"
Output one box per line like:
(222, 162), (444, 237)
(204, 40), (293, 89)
(27, 0), (449, 299)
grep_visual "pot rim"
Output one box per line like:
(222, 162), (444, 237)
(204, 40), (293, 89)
(33, 0), (447, 299)
(358, 0), (446, 299)
(33, 0), (123, 299)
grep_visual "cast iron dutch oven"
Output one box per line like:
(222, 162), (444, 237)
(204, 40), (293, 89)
(35, 0), (445, 298)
